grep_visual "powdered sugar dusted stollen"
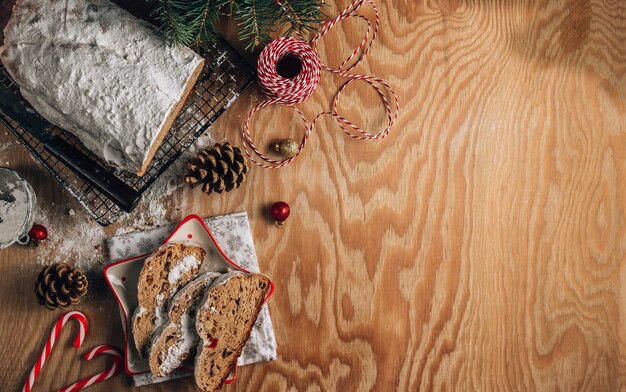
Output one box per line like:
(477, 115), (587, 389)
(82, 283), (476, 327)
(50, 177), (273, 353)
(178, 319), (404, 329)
(195, 271), (271, 392)
(149, 272), (221, 377)
(133, 243), (205, 355)
(107, 212), (277, 387)
(0, 0), (204, 176)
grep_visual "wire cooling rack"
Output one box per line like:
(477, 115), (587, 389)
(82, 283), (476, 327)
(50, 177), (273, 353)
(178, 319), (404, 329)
(0, 1), (254, 226)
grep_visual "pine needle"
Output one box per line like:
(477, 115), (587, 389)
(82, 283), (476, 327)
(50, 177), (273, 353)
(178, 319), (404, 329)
(149, 0), (325, 50)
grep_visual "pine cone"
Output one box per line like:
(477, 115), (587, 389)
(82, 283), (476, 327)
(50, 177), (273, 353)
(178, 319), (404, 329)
(184, 142), (248, 195)
(35, 263), (88, 310)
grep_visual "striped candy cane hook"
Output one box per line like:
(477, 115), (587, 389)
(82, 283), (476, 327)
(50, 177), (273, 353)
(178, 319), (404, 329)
(57, 345), (122, 392)
(22, 311), (88, 392)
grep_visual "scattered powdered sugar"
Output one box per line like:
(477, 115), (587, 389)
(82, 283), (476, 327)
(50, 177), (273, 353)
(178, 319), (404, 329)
(214, 52), (228, 67)
(168, 255), (200, 285)
(113, 130), (216, 237)
(30, 129), (218, 273)
(34, 206), (109, 272)
(0, 140), (14, 153)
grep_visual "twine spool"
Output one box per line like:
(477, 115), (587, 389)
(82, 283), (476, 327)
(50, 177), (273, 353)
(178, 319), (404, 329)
(242, 0), (399, 169)
(257, 37), (320, 105)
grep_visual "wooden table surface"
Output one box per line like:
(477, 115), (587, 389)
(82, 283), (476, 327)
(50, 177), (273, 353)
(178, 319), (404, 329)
(2, 0), (626, 391)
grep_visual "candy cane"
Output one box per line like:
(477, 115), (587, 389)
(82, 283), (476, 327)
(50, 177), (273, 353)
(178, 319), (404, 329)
(22, 311), (88, 392)
(57, 345), (122, 392)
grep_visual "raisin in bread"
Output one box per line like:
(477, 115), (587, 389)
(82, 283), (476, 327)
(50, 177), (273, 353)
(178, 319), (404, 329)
(149, 272), (221, 377)
(132, 243), (205, 355)
(194, 271), (271, 392)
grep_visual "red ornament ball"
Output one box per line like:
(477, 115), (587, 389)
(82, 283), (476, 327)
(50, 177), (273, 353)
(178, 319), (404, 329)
(270, 201), (290, 227)
(28, 224), (48, 242)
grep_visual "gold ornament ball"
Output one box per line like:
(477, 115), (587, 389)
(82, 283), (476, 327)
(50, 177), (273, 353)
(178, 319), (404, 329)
(273, 138), (298, 158)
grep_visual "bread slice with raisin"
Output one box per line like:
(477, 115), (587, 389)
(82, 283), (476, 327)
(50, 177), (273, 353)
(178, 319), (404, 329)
(194, 271), (271, 392)
(149, 272), (221, 377)
(132, 243), (205, 355)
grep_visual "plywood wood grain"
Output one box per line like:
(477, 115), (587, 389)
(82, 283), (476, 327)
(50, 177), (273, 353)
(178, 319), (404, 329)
(1, 0), (626, 390)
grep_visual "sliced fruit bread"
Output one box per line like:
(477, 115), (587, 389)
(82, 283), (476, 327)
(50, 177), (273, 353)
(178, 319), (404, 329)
(132, 243), (205, 355)
(149, 272), (221, 377)
(194, 271), (271, 392)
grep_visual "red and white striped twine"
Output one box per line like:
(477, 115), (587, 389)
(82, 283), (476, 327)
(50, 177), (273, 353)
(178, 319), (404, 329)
(22, 311), (122, 392)
(242, 0), (399, 168)
(257, 37), (321, 105)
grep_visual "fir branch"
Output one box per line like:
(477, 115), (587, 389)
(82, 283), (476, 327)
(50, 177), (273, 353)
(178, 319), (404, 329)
(277, 0), (303, 33)
(240, 2), (262, 48)
(150, 0), (324, 50)
(219, 0), (238, 16)
(153, 0), (196, 47)
(235, 0), (275, 50)
(275, 0), (325, 38)
(187, 0), (220, 49)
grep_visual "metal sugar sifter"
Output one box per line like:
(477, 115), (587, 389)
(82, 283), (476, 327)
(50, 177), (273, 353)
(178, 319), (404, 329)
(0, 167), (36, 249)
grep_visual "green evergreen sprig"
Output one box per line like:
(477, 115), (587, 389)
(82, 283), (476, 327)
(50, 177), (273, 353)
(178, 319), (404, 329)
(150, 0), (325, 50)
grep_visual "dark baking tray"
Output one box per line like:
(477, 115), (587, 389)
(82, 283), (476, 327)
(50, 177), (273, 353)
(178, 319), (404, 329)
(0, 0), (254, 225)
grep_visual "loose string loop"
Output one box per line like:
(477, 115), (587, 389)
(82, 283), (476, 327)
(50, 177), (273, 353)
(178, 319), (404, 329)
(242, 100), (310, 168)
(242, 0), (399, 168)
(310, 0), (378, 74)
